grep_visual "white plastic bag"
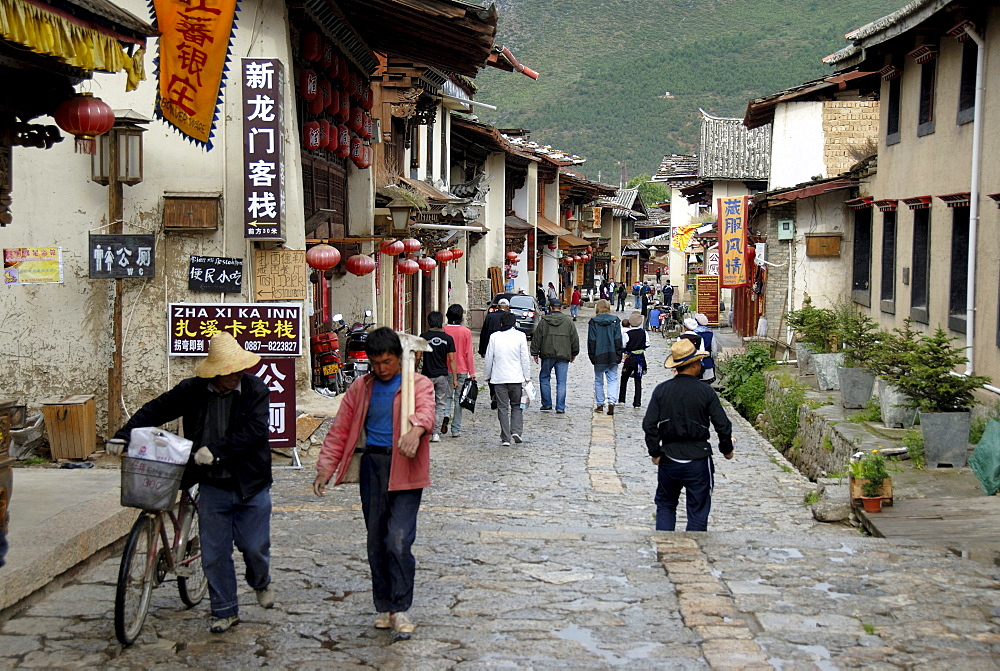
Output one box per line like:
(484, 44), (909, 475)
(127, 427), (193, 465)
(521, 380), (536, 408)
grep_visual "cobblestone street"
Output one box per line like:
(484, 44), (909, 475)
(2, 316), (999, 669)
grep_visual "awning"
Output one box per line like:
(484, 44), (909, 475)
(770, 178), (859, 201)
(535, 216), (571, 236)
(398, 176), (453, 203)
(505, 214), (532, 231)
(559, 234), (590, 248)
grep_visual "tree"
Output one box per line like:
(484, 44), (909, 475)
(626, 174), (671, 207)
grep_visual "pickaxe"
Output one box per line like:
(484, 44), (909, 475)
(397, 332), (431, 436)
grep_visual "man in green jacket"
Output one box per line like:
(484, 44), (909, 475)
(530, 298), (579, 413)
(588, 299), (623, 415)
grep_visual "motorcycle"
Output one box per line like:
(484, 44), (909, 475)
(312, 316), (347, 396)
(340, 309), (375, 385)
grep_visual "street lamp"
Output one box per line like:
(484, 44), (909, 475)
(387, 198), (413, 232)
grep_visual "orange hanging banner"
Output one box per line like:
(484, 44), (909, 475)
(154, 0), (239, 148)
(718, 196), (749, 288)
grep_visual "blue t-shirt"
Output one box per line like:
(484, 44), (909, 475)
(366, 374), (401, 447)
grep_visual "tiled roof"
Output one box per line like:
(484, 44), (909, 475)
(642, 208), (669, 227)
(503, 136), (586, 166)
(698, 110), (770, 181)
(597, 187), (648, 220)
(743, 70), (877, 129)
(824, 0), (945, 68)
(652, 154), (699, 183)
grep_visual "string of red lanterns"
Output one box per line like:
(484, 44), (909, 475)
(397, 258), (419, 275)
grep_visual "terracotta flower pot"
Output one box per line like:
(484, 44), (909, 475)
(861, 496), (883, 513)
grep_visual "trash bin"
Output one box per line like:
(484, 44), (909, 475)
(42, 395), (96, 460)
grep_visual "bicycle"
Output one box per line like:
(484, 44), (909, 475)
(115, 475), (207, 646)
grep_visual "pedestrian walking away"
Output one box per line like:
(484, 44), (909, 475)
(417, 311), (457, 442)
(314, 327), (436, 638)
(443, 304), (476, 438)
(530, 298), (579, 413)
(694, 313), (720, 384)
(536, 283), (547, 312)
(616, 283), (627, 312)
(642, 339), (734, 532)
(587, 299), (623, 415)
(619, 312), (650, 409)
(479, 298), (510, 409)
(570, 285), (582, 321)
(483, 311), (532, 444)
(546, 282), (559, 311)
(106, 331), (275, 634)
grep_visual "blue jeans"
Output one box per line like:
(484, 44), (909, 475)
(447, 373), (469, 434)
(655, 457), (714, 531)
(593, 364), (619, 406)
(360, 453), (423, 613)
(570, 304), (579, 319)
(198, 484), (272, 618)
(539, 358), (569, 411)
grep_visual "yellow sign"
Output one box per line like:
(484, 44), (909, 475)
(671, 222), (700, 252)
(718, 196), (749, 288)
(254, 249), (306, 301)
(4, 247), (63, 284)
(154, 0), (239, 147)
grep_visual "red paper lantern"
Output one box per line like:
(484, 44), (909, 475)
(337, 56), (350, 86)
(327, 52), (340, 80)
(334, 124), (350, 158)
(319, 78), (332, 110)
(348, 106), (364, 132)
(326, 88), (340, 116)
(321, 41), (334, 69)
(306, 244), (341, 270)
(303, 121), (321, 150)
(348, 72), (361, 101)
(334, 91), (350, 122)
(359, 114), (373, 140)
(362, 86), (374, 111)
(417, 257), (437, 274)
(308, 90), (325, 114)
(505, 251), (518, 261)
(401, 238), (422, 253)
(350, 137), (364, 166)
(360, 144), (372, 169)
(53, 93), (115, 154)
(379, 239), (405, 256)
(299, 69), (318, 100)
(397, 258), (419, 275)
(301, 31), (322, 61)
(449, 247), (464, 262)
(548, 242), (558, 250)
(435, 249), (454, 264)
(318, 119), (331, 149)
(586, 245), (593, 253)
(345, 254), (377, 276)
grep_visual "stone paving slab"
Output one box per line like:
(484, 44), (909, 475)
(1, 316), (998, 669)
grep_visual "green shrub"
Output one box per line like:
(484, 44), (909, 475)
(859, 451), (889, 497)
(849, 400), (883, 423)
(892, 328), (990, 412)
(719, 344), (773, 422)
(763, 384), (805, 453)
(786, 299), (839, 353)
(903, 430), (925, 469)
(836, 304), (882, 369)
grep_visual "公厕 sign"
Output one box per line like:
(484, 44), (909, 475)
(168, 303), (301, 356)
(88, 235), (155, 278)
(253, 358), (296, 449)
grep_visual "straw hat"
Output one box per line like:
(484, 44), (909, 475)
(664, 338), (708, 369)
(628, 313), (644, 327)
(195, 332), (261, 378)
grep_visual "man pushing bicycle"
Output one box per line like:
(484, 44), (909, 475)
(106, 331), (274, 634)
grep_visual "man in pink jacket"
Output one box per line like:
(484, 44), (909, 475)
(313, 327), (436, 638)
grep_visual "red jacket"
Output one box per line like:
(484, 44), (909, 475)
(571, 290), (582, 306)
(317, 372), (436, 491)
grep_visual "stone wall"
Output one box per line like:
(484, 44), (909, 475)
(469, 278), (493, 309)
(821, 100), (879, 177)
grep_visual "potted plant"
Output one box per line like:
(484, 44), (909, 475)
(786, 300), (843, 390)
(858, 450), (889, 513)
(892, 327), (990, 468)
(868, 319), (920, 428)
(836, 306), (881, 409)
(847, 450), (893, 509)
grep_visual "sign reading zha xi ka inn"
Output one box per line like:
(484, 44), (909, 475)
(242, 59), (284, 240)
(168, 303), (300, 356)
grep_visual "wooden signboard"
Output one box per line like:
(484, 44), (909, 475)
(696, 275), (721, 326)
(254, 249), (306, 301)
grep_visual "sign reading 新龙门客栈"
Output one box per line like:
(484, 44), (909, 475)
(168, 302), (301, 356)
(718, 196), (749, 288)
(242, 59), (284, 240)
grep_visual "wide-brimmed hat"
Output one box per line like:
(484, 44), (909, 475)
(695, 313), (709, 326)
(664, 338), (708, 369)
(683, 317), (698, 331)
(628, 313), (643, 327)
(195, 332), (261, 378)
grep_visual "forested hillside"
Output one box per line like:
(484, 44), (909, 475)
(475, 0), (903, 182)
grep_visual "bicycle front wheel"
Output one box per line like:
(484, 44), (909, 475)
(115, 514), (157, 646)
(177, 500), (208, 607)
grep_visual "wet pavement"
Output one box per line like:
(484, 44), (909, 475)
(2, 310), (999, 669)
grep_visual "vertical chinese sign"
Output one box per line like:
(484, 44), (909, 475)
(718, 196), (749, 288)
(242, 59), (284, 240)
(252, 358), (295, 449)
(154, 0), (239, 148)
(696, 275), (721, 326)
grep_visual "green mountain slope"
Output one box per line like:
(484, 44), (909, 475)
(475, 0), (902, 182)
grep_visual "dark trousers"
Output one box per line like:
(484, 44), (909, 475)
(654, 457), (714, 531)
(619, 358), (643, 407)
(359, 453), (423, 613)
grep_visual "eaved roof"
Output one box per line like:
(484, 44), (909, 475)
(743, 70), (877, 129)
(698, 109), (770, 181)
(503, 135), (587, 166)
(598, 188), (648, 220)
(823, 0), (950, 69)
(652, 154), (699, 183)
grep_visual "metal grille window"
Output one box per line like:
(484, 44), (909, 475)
(851, 207), (873, 306)
(886, 77), (901, 145)
(880, 210), (897, 311)
(918, 60), (937, 136)
(949, 207), (970, 332)
(958, 41), (977, 125)
(910, 208), (931, 323)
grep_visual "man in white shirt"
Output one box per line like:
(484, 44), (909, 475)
(483, 312), (532, 446)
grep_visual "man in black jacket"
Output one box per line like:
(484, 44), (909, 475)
(106, 332), (274, 633)
(642, 339), (734, 531)
(479, 298), (510, 409)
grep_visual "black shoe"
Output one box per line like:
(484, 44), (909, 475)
(440, 417), (449, 434)
(491, 401), (498, 410)
(539, 405), (553, 411)
(607, 403), (615, 416)
(556, 409), (566, 414)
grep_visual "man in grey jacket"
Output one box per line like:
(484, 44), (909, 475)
(587, 299), (623, 415)
(530, 298), (579, 413)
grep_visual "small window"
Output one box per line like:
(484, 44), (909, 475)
(851, 207), (873, 306)
(910, 208), (931, 323)
(918, 60), (937, 136)
(880, 210), (897, 313)
(958, 41), (977, 125)
(949, 207), (970, 332)
(886, 76), (901, 145)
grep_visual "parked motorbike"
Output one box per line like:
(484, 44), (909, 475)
(340, 309), (375, 385)
(312, 316), (347, 396)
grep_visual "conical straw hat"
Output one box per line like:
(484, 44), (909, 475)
(194, 332), (261, 378)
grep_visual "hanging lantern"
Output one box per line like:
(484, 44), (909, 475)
(586, 245), (593, 253)
(417, 257), (437, 274)
(401, 238), (422, 253)
(348, 72), (361, 101)
(435, 249), (454, 264)
(350, 137), (364, 166)
(345, 254), (377, 276)
(306, 244), (341, 270)
(361, 86), (374, 111)
(319, 78), (332, 110)
(299, 69), (318, 100)
(397, 258), (419, 275)
(360, 144), (372, 169)
(308, 88), (325, 115)
(53, 93), (115, 154)
(449, 247), (464, 262)
(348, 106), (364, 132)
(334, 91), (350, 122)
(505, 251), (518, 261)
(301, 31), (322, 61)
(379, 239), (405, 256)
(548, 242), (558, 250)
(326, 88), (340, 116)
(321, 41), (334, 69)
(302, 121), (321, 150)
(337, 56), (350, 86)
(317, 119), (331, 149)
(360, 114), (373, 140)
(327, 51), (340, 80)
(334, 124), (350, 158)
